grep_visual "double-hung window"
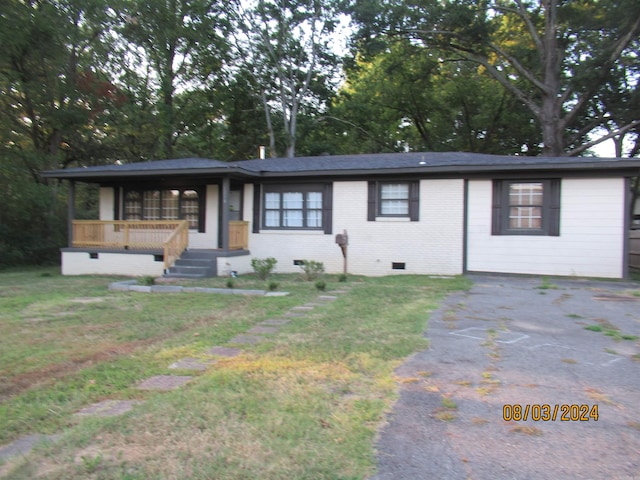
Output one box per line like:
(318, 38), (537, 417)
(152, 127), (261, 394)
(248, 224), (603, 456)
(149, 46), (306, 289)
(123, 188), (203, 230)
(258, 184), (332, 232)
(368, 181), (419, 221)
(492, 179), (561, 236)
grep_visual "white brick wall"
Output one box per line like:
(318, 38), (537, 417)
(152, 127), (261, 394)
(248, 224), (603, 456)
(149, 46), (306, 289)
(247, 179), (465, 276)
(188, 184), (219, 249)
(466, 178), (626, 278)
(99, 187), (114, 220)
(62, 251), (165, 276)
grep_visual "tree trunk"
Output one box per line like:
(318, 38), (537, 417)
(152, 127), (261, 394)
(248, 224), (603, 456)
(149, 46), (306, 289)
(540, 0), (563, 156)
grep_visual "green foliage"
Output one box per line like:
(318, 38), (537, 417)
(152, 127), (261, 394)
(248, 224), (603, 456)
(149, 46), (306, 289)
(315, 280), (327, 291)
(299, 260), (325, 281)
(338, 273), (348, 283)
(226, 278), (235, 289)
(251, 257), (278, 280)
(268, 281), (279, 291)
(139, 276), (156, 286)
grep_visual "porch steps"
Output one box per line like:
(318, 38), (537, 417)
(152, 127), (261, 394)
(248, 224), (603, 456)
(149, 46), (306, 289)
(163, 249), (218, 278)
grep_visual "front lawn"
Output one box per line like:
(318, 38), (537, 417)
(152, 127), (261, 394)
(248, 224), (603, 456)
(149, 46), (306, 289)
(0, 268), (469, 479)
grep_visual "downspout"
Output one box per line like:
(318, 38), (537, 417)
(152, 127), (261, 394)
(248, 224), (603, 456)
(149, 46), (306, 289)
(462, 179), (468, 274)
(623, 176), (631, 279)
(220, 176), (230, 251)
(68, 180), (76, 248)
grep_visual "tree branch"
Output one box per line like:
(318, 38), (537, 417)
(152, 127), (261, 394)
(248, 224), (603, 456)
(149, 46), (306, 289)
(565, 119), (640, 157)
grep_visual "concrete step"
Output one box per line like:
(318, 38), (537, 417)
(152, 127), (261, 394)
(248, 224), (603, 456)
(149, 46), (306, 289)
(164, 249), (219, 278)
(174, 258), (216, 267)
(179, 249), (220, 260)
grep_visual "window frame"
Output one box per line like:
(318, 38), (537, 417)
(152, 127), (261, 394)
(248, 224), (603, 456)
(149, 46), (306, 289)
(256, 183), (332, 233)
(368, 180), (419, 221)
(491, 179), (561, 236)
(122, 187), (205, 232)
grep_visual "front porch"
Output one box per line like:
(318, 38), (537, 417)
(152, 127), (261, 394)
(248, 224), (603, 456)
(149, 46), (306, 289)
(64, 220), (250, 277)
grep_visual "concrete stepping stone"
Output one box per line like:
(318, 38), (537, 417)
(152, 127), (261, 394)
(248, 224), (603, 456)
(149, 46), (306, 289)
(228, 334), (264, 345)
(136, 375), (192, 391)
(207, 346), (242, 357)
(75, 399), (143, 417)
(246, 325), (279, 335)
(284, 312), (306, 318)
(168, 358), (211, 371)
(291, 306), (314, 311)
(0, 434), (61, 461)
(259, 319), (291, 326)
(318, 295), (338, 301)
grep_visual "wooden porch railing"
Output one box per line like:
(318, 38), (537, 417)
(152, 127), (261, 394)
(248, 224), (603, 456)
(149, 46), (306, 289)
(162, 221), (190, 270)
(71, 220), (190, 270)
(229, 220), (249, 250)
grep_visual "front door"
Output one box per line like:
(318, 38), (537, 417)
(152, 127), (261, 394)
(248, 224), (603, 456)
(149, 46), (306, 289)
(229, 189), (242, 221)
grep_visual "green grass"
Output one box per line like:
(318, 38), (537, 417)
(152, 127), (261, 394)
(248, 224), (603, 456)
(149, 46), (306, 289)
(0, 268), (469, 479)
(584, 324), (639, 342)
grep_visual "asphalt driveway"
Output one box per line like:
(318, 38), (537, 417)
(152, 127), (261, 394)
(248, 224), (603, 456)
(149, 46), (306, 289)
(372, 275), (640, 480)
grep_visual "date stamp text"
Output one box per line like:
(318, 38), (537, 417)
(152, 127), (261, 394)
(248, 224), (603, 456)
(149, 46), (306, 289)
(503, 404), (599, 422)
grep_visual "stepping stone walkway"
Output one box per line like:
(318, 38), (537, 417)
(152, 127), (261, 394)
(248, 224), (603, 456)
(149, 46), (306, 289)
(136, 375), (193, 391)
(229, 334), (264, 345)
(259, 318), (291, 326)
(207, 346), (242, 357)
(168, 357), (211, 371)
(0, 434), (61, 462)
(75, 400), (143, 417)
(0, 286), (353, 464)
(246, 325), (279, 335)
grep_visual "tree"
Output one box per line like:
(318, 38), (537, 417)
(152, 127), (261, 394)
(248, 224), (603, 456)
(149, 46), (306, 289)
(352, 0), (640, 156)
(232, 0), (344, 158)
(324, 39), (541, 154)
(0, 0), (120, 176)
(117, 0), (231, 158)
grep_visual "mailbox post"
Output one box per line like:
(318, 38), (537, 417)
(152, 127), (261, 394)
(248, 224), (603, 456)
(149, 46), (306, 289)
(335, 229), (348, 274)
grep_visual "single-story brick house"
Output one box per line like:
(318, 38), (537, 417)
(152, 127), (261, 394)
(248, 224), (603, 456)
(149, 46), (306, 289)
(42, 152), (640, 279)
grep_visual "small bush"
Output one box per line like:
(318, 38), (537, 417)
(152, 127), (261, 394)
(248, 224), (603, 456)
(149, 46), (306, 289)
(299, 260), (324, 281)
(251, 257), (278, 280)
(338, 273), (348, 283)
(268, 281), (279, 291)
(226, 279), (235, 289)
(139, 276), (156, 286)
(315, 280), (327, 291)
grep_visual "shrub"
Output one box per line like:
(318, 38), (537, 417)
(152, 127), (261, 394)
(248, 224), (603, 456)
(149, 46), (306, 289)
(268, 281), (279, 291)
(251, 257), (277, 280)
(226, 279), (235, 289)
(300, 260), (324, 281)
(139, 275), (156, 286)
(338, 273), (348, 283)
(315, 280), (326, 291)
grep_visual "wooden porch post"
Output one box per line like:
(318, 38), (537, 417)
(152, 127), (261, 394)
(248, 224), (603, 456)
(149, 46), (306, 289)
(68, 180), (75, 248)
(220, 176), (230, 251)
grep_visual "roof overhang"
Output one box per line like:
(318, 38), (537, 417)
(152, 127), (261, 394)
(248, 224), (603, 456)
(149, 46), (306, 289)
(40, 153), (640, 184)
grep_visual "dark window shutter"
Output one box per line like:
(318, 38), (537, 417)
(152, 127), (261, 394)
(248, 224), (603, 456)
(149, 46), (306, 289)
(198, 187), (206, 233)
(409, 181), (420, 221)
(113, 187), (120, 220)
(548, 179), (561, 236)
(491, 180), (502, 235)
(253, 184), (261, 233)
(323, 183), (333, 234)
(367, 181), (376, 221)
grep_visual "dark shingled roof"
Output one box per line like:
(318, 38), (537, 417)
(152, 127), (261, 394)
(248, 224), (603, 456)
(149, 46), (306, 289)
(41, 152), (640, 181)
